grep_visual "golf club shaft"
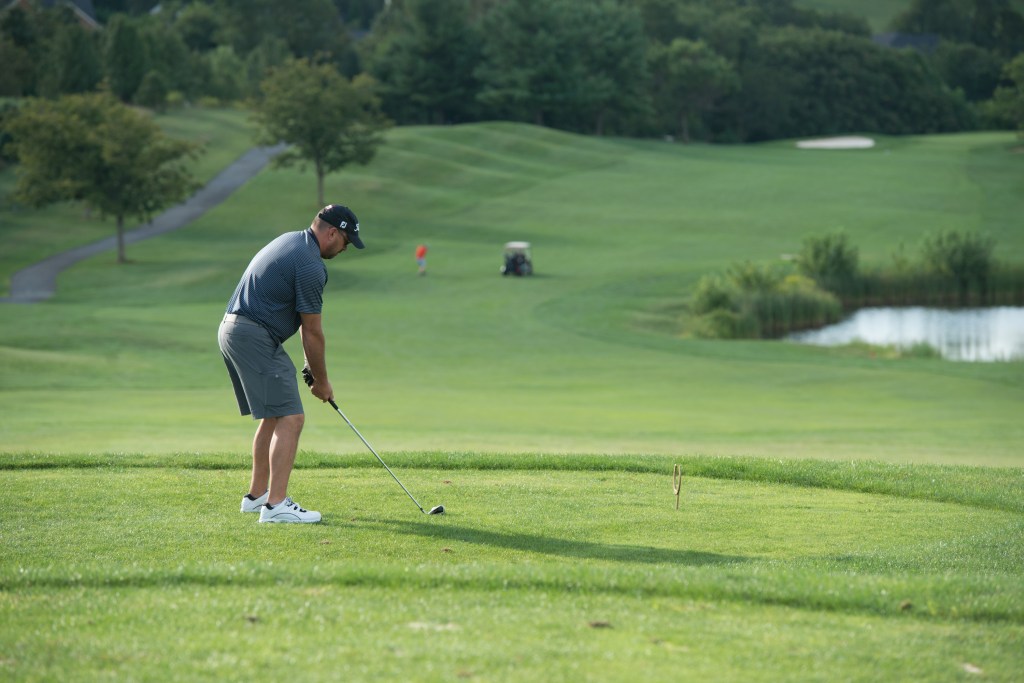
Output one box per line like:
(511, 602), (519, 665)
(328, 399), (426, 513)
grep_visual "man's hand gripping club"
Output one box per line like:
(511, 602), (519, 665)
(302, 366), (334, 404)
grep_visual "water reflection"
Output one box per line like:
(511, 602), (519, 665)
(788, 307), (1024, 362)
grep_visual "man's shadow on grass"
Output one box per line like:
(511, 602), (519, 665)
(366, 519), (745, 566)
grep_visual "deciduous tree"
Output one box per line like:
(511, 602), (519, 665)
(648, 39), (738, 142)
(253, 58), (390, 206)
(365, 0), (483, 124)
(990, 53), (1024, 133)
(104, 15), (148, 102)
(7, 92), (199, 263)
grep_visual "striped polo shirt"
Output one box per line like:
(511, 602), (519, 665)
(226, 229), (328, 344)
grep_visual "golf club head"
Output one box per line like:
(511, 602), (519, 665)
(428, 505), (445, 515)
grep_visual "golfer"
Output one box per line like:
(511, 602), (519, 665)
(218, 204), (364, 523)
(415, 243), (428, 276)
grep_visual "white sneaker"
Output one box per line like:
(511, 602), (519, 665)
(259, 497), (322, 524)
(241, 491), (269, 513)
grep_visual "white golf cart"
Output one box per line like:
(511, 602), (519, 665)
(500, 241), (533, 276)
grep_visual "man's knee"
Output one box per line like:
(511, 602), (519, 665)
(277, 413), (304, 434)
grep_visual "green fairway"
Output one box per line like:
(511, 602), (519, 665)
(1, 120), (1022, 680)
(1, 124), (1021, 464)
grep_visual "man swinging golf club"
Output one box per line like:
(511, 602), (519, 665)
(218, 204), (363, 523)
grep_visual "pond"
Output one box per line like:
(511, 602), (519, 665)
(788, 307), (1024, 362)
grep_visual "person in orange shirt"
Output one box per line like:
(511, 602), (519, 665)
(415, 243), (428, 276)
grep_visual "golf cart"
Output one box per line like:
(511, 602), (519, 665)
(501, 241), (533, 276)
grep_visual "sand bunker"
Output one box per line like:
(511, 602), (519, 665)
(796, 136), (875, 150)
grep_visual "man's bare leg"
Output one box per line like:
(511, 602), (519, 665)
(248, 418), (275, 497)
(267, 413), (305, 505)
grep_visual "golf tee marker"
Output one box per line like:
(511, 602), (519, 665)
(672, 464), (682, 510)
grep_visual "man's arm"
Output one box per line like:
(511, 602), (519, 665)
(299, 312), (334, 402)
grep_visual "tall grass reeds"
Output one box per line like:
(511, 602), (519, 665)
(688, 230), (1024, 340)
(691, 264), (842, 339)
(831, 264), (1024, 308)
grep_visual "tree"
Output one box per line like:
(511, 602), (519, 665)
(253, 58), (390, 206)
(0, 39), (35, 96)
(921, 229), (995, 300)
(891, 0), (1024, 57)
(139, 20), (193, 99)
(1, 5), (45, 96)
(135, 69), (169, 111)
(475, 0), (569, 126)
(365, 0), (483, 125)
(7, 92), (199, 263)
(104, 15), (149, 102)
(932, 42), (1003, 101)
(476, 0), (647, 133)
(648, 38), (738, 142)
(735, 27), (974, 141)
(42, 22), (103, 96)
(173, 2), (223, 52)
(243, 36), (291, 100)
(335, 0), (387, 29)
(989, 53), (1024, 133)
(565, 0), (649, 135)
(217, 0), (356, 72)
(891, 0), (971, 41)
(205, 45), (246, 102)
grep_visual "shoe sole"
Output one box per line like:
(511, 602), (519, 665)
(259, 515), (322, 524)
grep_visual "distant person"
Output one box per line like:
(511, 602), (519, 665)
(218, 204), (364, 523)
(415, 243), (428, 276)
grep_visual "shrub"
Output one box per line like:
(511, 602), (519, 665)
(690, 264), (841, 339)
(920, 229), (995, 301)
(694, 308), (755, 339)
(166, 91), (186, 109)
(797, 232), (859, 290)
(744, 288), (841, 338)
(726, 260), (784, 291)
(135, 70), (169, 112)
(692, 274), (736, 315)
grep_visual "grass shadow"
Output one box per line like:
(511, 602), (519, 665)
(373, 519), (747, 566)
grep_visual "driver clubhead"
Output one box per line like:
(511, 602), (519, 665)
(428, 505), (445, 515)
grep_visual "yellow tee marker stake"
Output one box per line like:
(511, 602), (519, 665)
(672, 464), (682, 510)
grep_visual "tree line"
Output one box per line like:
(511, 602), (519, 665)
(1, 0), (1023, 142)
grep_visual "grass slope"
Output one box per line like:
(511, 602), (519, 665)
(1, 124), (1021, 464)
(1, 120), (1022, 680)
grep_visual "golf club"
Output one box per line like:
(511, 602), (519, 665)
(304, 368), (444, 515)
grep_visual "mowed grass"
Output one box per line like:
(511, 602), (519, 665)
(3, 456), (1023, 681)
(1, 121), (1023, 680)
(0, 124), (1021, 463)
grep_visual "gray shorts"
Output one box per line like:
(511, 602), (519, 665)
(218, 314), (303, 419)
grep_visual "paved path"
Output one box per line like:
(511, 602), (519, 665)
(1, 144), (285, 304)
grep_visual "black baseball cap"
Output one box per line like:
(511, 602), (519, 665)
(317, 204), (364, 249)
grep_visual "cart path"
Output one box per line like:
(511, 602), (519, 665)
(0, 144), (286, 304)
